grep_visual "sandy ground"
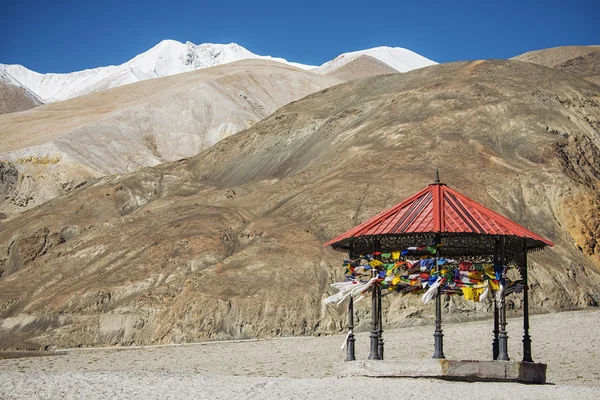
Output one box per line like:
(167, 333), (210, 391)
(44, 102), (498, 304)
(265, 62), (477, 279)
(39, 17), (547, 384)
(1, 310), (599, 399)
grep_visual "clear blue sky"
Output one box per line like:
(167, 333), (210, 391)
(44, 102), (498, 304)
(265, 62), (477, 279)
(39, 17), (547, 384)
(1, 0), (598, 73)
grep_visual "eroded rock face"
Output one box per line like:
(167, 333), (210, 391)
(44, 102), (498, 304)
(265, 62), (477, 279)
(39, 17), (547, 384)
(0, 161), (18, 202)
(1, 60), (599, 349)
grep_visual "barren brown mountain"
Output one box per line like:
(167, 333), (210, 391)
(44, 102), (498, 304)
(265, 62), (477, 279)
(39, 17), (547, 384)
(322, 54), (399, 81)
(1, 59), (599, 349)
(0, 82), (41, 114)
(513, 45), (600, 85)
(0, 60), (341, 217)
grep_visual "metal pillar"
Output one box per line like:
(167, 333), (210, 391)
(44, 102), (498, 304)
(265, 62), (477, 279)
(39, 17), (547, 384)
(432, 234), (445, 359)
(368, 275), (380, 360)
(492, 239), (499, 360)
(497, 236), (510, 361)
(493, 299), (499, 360)
(522, 239), (533, 362)
(345, 296), (356, 362)
(377, 284), (384, 360)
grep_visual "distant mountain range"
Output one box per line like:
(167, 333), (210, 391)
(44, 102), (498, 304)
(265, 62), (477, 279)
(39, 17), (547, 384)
(0, 40), (437, 103)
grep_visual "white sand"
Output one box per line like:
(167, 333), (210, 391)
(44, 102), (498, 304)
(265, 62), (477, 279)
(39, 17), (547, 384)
(1, 310), (599, 399)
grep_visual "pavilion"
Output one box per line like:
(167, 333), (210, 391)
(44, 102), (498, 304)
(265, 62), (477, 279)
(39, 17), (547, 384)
(324, 173), (553, 382)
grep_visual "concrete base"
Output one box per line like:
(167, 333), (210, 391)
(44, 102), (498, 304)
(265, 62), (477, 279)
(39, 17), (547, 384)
(334, 359), (547, 384)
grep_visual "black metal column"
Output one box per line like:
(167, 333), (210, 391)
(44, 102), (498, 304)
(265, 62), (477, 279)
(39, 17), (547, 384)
(432, 233), (445, 359)
(497, 236), (510, 361)
(493, 299), (499, 360)
(377, 284), (384, 360)
(345, 296), (356, 362)
(492, 239), (499, 360)
(522, 239), (533, 362)
(368, 275), (380, 360)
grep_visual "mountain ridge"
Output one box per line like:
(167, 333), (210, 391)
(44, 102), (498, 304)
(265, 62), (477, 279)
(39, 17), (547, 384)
(0, 40), (316, 103)
(314, 46), (437, 74)
(512, 45), (600, 85)
(0, 40), (436, 103)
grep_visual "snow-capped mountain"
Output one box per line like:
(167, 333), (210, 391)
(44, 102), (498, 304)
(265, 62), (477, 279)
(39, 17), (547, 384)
(0, 40), (315, 103)
(0, 41), (437, 104)
(314, 46), (437, 75)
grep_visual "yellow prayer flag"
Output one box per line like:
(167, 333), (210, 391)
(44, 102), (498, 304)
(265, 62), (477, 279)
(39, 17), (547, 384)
(462, 287), (484, 301)
(468, 271), (483, 280)
(462, 287), (475, 300)
(484, 265), (495, 280)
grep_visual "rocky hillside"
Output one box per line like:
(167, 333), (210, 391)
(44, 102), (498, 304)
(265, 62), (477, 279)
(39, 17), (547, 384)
(0, 60), (341, 218)
(513, 45), (600, 85)
(0, 82), (41, 114)
(1, 59), (599, 349)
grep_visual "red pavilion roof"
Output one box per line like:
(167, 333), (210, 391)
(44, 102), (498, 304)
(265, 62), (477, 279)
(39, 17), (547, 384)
(324, 183), (554, 249)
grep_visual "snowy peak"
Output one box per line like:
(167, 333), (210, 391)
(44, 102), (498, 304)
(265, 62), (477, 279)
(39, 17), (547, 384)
(124, 40), (261, 76)
(179, 42), (258, 70)
(0, 41), (437, 103)
(314, 46), (437, 75)
(130, 39), (188, 76)
(0, 40), (314, 103)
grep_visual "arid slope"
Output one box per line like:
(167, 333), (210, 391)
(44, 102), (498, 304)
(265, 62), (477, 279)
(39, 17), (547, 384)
(0, 60), (341, 217)
(0, 82), (41, 114)
(324, 55), (399, 80)
(513, 45), (600, 85)
(1, 60), (599, 349)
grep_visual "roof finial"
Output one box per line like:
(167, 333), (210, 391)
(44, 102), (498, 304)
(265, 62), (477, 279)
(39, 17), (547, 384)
(435, 169), (440, 184)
